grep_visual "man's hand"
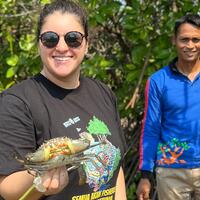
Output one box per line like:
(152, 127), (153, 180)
(136, 178), (151, 200)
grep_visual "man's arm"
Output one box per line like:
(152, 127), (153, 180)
(137, 77), (162, 199)
(139, 78), (161, 172)
(115, 167), (127, 200)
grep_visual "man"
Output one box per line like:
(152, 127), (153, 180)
(136, 14), (200, 200)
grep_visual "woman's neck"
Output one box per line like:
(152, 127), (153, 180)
(41, 70), (80, 89)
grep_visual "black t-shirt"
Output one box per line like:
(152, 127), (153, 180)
(0, 74), (126, 200)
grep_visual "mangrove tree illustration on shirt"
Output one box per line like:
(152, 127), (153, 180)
(83, 116), (121, 191)
(157, 138), (190, 165)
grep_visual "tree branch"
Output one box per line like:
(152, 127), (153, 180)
(125, 50), (151, 109)
(0, 10), (38, 18)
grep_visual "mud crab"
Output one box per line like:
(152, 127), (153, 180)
(18, 132), (108, 200)
(18, 132), (106, 174)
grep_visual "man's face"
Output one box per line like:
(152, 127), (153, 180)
(173, 23), (200, 63)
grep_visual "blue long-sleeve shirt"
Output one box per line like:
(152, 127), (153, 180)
(139, 61), (200, 172)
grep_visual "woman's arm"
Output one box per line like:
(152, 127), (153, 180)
(0, 167), (69, 200)
(0, 170), (41, 200)
(115, 167), (127, 200)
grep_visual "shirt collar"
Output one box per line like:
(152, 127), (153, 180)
(169, 57), (179, 74)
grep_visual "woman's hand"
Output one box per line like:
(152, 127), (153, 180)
(35, 166), (69, 196)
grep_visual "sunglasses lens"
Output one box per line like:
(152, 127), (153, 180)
(65, 32), (83, 48)
(40, 32), (59, 48)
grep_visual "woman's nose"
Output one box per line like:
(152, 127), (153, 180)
(55, 36), (69, 51)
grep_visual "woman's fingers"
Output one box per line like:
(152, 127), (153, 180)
(59, 166), (69, 188)
(42, 168), (55, 189)
(37, 167), (69, 195)
(50, 168), (60, 189)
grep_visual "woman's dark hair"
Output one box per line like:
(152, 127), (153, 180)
(37, 0), (88, 41)
(174, 14), (200, 36)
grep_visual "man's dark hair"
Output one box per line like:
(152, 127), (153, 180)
(174, 14), (200, 36)
(37, 0), (88, 41)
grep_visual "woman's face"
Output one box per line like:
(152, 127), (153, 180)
(38, 11), (88, 85)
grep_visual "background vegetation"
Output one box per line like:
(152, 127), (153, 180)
(0, 0), (199, 199)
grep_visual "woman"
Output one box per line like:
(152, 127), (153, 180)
(0, 0), (127, 199)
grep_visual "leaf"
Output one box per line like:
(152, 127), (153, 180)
(19, 34), (35, 51)
(126, 71), (139, 82)
(5, 81), (15, 89)
(131, 45), (147, 64)
(99, 59), (113, 68)
(40, 0), (50, 5)
(95, 14), (105, 24)
(125, 64), (136, 70)
(6, 67), (16, 78)
(156, 49), (170, 60)
(6, 54), (19, 67)
(6, 32), (14, 54)
(6, 33), (13, 43)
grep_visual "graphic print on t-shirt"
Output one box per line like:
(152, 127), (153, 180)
(83, 116), (121, 192)
(63, 115), (121, 194)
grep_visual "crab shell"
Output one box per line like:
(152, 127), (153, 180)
(25, 137), (90, 163)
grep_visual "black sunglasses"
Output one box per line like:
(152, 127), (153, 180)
(39, 31), (85, 48)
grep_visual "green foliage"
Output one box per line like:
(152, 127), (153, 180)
(126, 183), (137, 200)
(0, 0), (199, 198)
(0, 0), (40, 91)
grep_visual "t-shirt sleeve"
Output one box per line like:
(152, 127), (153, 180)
(0, 94), (36, 175)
